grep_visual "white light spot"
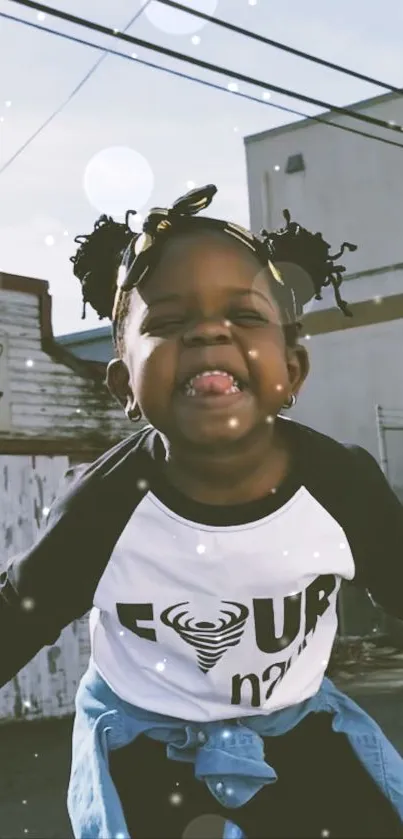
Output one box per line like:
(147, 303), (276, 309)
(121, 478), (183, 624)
(313, 551), (320, 558)
(321, 660), (328, 668)
(44, 235), (55, 247)
(113, 28), (120, 35)
(373, 295), (382, 304)
(23, 700), (31, 709)
(169, 792), (183, 805)
(221, 729), (231, 739)
(115, 834), (126, 839)
(142, 0), (218, 35)
(0, 117), (4, 123)
(304, 334), (311, 341)
(228, 417), (239, 428)
(262, 91), (271, 100)
(226, 787), (234, 796)
(131, 212), (143, 233)
(275, 383), (283, 392)
(34, 753), (38, 758)
(321, 830), (330, 838)
(191, 35), (201, 44)
(274, 165), (280, 172)
(186, 180), (196, 189)
(136, 479), (149, 491)
(228, 82), (239, 92)
(5, 100), (12, 108)
(119, 630), (124, 637)
(22, 598), (35, 611)
(26, 359), (34, 368)
(196, 544), (206, 554)
(223, 319), (232, 328)
(248, 349), (258, 359)
(76, 408), (82, 414)
(42, 506), (50, 518)
(63, 229), (69, 237)
(249, 0), (258, 5)
(388, 120), (396, 127)
(84, 146), (154, 217)
(176, 782), (180, 786)
(271, 487), (277, 494)
(266, 415), (274, 424)
(216, 782), (224, 792)
(156, 660), (166, 672)
(131, 52), (138, 59)
(22, 800), (27, 805)
(37, 12), (46, 21)
(283, 550), (289, 556)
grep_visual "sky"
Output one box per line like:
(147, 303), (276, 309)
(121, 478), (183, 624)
(0, 0), (402, 336)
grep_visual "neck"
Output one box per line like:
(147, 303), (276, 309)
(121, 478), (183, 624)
(164, 420), (292, 506)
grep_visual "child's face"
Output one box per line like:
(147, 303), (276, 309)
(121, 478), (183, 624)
(108, 230), (309, 448)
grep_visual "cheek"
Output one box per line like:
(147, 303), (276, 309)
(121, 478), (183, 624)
(248, 332), (289, 387)
(130, 339), (177, 405)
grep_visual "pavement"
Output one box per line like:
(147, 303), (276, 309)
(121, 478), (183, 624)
(1, 671), (403, 839)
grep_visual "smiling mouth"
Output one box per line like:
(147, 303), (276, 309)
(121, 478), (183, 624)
(181, 369), (244, 398)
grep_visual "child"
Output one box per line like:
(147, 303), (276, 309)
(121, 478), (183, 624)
(1, 184), (403, 839)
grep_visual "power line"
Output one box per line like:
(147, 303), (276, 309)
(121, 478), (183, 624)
(0, 2), (152, 176)
(159, 0), (402, 96)
(1, 7), (403, 177)
(9, 0), (403, 137)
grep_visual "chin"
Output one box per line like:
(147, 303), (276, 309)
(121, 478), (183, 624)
(175, 417), (256, 450)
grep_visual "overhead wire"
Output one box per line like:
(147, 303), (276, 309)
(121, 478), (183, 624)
(8, 0), (403, 137)
(1, 7), (403, 177)
(0, 1), (152, 175)
(158, 0), (403, 95)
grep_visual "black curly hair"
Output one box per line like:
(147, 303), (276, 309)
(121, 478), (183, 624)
(70, 184), (357, 355)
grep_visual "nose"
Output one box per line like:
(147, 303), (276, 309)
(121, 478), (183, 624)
(182, 317), (232, 347)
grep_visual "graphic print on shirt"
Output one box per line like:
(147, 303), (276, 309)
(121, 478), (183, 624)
(116, 573), (337, 706)
(160, 601), (249, 673)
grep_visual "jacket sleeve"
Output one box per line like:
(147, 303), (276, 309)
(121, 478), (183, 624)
(351, 445), (403, 620)
(0, 430), (151, 690)
(0, 488), (94, 690)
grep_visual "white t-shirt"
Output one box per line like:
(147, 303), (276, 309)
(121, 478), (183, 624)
(90, 470), (354, 721)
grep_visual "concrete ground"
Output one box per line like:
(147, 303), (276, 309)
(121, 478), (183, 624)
(1, 685), (403, 839)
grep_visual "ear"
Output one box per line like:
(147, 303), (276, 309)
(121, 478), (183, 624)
(106, 358), (137, 416)
(286, 344), (310, 397)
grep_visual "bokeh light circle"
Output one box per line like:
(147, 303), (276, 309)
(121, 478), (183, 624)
(141, 0), (219, 35)
(83, 146), (154, 217)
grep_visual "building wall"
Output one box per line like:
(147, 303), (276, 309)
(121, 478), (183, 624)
(56, 325), (114, 363)
(293, 317), (403, 498)
(0, 288), (128, 445)
(245, 92), (403, 276)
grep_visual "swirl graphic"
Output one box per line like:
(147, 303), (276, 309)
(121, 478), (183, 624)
(160, 601), (249, 673)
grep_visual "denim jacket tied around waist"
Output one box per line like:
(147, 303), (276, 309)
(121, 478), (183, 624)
(67, 664), (403, 839)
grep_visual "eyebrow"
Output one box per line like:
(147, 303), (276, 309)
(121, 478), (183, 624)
(148, 288), (273, 307)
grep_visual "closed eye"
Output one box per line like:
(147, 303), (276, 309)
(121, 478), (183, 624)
(229, 310), (268, 324)
(142, 318), (186, 336)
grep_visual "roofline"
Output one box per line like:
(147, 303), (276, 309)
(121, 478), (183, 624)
(57, 325), (112, 344)
(0, 272), (106, 383)
(244, 89), (399, 145)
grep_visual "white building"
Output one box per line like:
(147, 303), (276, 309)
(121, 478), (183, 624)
(245, 91), (403, 502)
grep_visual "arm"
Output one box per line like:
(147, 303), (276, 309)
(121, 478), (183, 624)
(351, 446), (403, 620)
(0, 495), (93, 689)
(0, 429), (153, 688)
